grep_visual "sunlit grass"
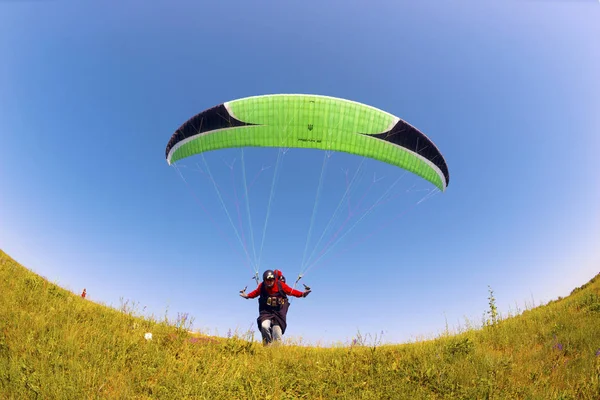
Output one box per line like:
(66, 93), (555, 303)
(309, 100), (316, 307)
(1, 249), (599, 399)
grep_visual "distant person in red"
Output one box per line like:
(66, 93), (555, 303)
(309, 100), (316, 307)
(240, 269), (311, 345)
(274, 269), (285, 283)
(81, 288), (86, 298)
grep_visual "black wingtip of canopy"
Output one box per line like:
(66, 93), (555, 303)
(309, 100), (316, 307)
(368, 120), (450, 188)
(165, 103), (257, 161)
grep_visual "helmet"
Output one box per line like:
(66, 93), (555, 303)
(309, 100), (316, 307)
(263, 270), (275, 281)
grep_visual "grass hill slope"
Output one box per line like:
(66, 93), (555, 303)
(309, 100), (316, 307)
(1, 249), (599, 399)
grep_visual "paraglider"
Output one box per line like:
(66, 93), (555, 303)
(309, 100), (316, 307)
(166, 94), (450, 343)
(240, 269), (311, 345)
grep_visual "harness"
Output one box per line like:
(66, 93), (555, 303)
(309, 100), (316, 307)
(257, 279), (291, 334)
(259, 280), (288, 310)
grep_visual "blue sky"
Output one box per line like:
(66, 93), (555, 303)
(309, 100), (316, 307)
(1, 0), (599, 345)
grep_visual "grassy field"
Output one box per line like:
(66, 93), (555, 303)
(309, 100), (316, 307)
(1, 249), (599, 399)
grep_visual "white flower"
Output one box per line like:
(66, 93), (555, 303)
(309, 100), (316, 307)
(144, 332), (153, 341)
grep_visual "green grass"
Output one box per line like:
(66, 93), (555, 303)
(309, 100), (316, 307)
(1, 249), (599, 399)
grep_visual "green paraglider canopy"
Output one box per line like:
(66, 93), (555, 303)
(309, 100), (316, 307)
(165, 94), (449, 191)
